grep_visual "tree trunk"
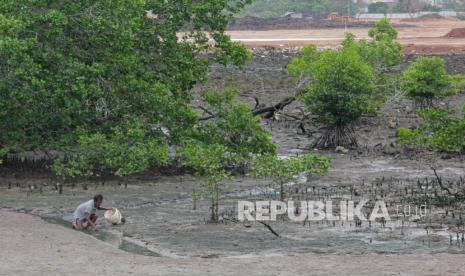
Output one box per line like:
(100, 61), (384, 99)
(211, 182), (220, 222)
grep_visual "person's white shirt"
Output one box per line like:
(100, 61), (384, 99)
(73, 199), (96, 221)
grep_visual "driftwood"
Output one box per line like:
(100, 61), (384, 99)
(431, 167), (453, 195)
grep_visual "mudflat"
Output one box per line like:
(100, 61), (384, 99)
(1, 209), (465, 275)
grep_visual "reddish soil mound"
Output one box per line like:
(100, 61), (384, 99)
(444, 28), (465, 38)
(402, 44), (465, 55)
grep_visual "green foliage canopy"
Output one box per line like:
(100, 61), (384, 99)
(342, 19), (403, 68)
(52, 119), (168, 179)
(298, 48), (376, 128)
(402, 57), (453, 106)
(194, 89), (277, 156)
(0, 0), (251, 153)
(0, 0), (267, 177)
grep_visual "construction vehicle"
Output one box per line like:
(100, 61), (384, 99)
(327, 12), (339, 20)
(327, 12), (353, 22)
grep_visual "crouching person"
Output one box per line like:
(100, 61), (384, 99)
(73, 194), (112, 231)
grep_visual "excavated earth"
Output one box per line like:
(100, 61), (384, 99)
(444, 28), (465, 38)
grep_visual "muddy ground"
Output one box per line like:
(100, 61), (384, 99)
(1, 49), (464, 260)
(5, 210), (465, 276)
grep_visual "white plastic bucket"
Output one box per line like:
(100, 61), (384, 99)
(104, 208), (123, 224)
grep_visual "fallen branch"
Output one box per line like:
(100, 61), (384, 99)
(252, 79), (312, 119)
(256, 221), (280, 237)
(197, 106), (214, 116)
(252, 96), (297, 118)
(198, 114), (215, 121)
(199, 79), (312, 121)
(431, 167), (452, 195)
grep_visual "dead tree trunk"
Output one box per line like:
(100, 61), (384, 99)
(210, 182), (220, 222)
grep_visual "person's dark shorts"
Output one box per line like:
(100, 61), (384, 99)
(76, 218), (87, 224)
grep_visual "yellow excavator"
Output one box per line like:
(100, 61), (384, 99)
(327, 12), (353, 22)
(327, 12), (339, 20)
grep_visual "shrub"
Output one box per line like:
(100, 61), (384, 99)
(297, 48), (376, 148)
(397, 107), (465, 153)
(402, 57), (453, 107)
(180, 141), (232, 222)
(341, 20), (403, 108)
(343, 19), (403, 68)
